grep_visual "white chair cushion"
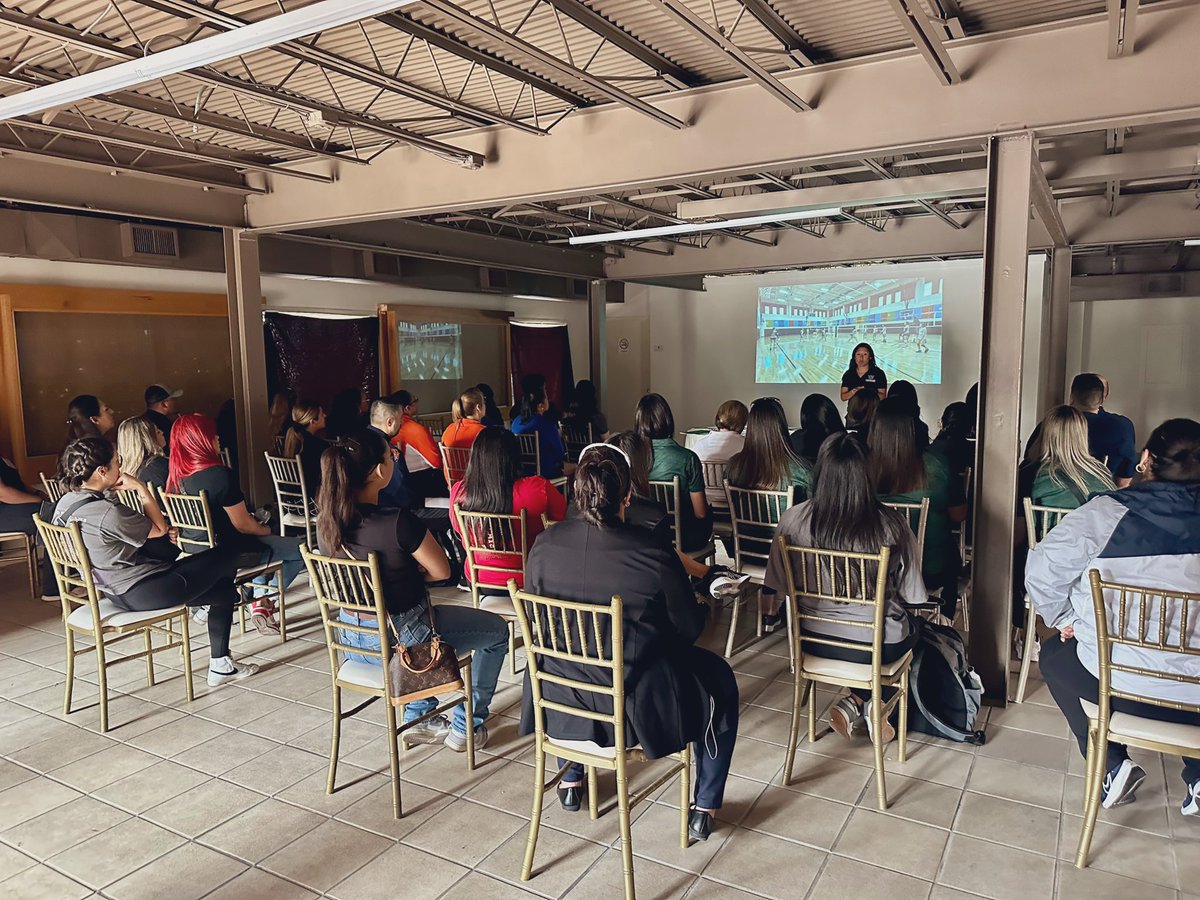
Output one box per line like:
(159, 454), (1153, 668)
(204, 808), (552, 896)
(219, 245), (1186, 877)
(67, 599), (186, 630)
(547, 735), (642, 759)
(741, 563), (767, 583)
(280, 512), (312, 527)
(801, 650), (912, 683)
(338, 658), (383, 689)
(235, 562), (282, 581)
(479, 594), (517, 617)
(687, 542), (717, 561)
(1080, 700), (1200, 751)
(424, 497), (452, 509)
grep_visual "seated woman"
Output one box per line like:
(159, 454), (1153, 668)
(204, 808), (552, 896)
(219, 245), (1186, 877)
(929, 401), (974, 480)
(441, 388), (487, 451)
(476, 382), (504, 428)
(317, 429), (508, 750)
(691, 400), (748, 511)
(282, 400), (329, 497)
(66, 394), (117, 445)
(326, 388), (367, 440)
(117, 416), (169, 492)
(168, 414), (301, 635)
(1026, 418), (1200, 814)
(511, 388), (569, 479)
(789, 393), (845, 465)
(635, 393), (712, 554)
(561, 379), (610, 444)
(0, 456), (58, 601)
(521, 444), (740, 840)
(728, 398), (812, 501)
(52, 436), (257, 686)
(886, 380), (931, 450)
(450, 428), (567, 596)
(844, 390), (879, 442)
(869, 399), (967, 618)
(763, 433), (927, 741)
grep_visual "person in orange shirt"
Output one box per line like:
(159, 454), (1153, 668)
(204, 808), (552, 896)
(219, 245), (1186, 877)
(388, 390), (446, 500)
(441, 388), (487, 485)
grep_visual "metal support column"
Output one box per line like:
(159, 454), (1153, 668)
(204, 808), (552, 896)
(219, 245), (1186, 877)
(970, 132), (1035, 705)
(589, 281), (622, 409)
(1038, 246), (1072, 414)
(223, 228), (271, 506)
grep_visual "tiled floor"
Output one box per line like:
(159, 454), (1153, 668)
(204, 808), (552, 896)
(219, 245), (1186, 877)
(0, 558), (1196, 900)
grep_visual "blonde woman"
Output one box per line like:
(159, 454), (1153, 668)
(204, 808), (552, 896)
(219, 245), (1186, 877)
(117, 416), (169, 492)
(282, 400), (328, 495)
(442, 388), (486, 450)
(1025, 405), (1116, 507)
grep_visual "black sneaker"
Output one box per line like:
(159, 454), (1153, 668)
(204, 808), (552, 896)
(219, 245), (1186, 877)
(1101, 759), (1146, 809)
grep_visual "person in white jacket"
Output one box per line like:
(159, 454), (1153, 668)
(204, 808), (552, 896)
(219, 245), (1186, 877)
(1026, 417), (1200, 816)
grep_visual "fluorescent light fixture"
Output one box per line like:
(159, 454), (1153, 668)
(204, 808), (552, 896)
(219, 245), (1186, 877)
(512, 293), (572, 302)
(567, 207), (843, 245)
(0, 0), (418, 122)
(1185, 239), (1200, 247)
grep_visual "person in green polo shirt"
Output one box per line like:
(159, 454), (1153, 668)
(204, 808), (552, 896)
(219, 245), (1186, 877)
(635, 393), (713, 554)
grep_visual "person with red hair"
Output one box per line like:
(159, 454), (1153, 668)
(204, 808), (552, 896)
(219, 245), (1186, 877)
(168, 414), (302, 634)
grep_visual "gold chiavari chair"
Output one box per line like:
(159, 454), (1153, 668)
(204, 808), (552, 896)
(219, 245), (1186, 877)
(1015, 500), (1072, 703)
(40, 472), (65, 503)
(648, 476), (716, 564)
(264, 453), (315, 547)
(456, 506), (526, 674)
(702, 460), (732, 541)
(516, 431), (542, 476)
(441, 443), (473, 487)
(218, 447), (232, 469)
(881, 497), (929, 564)
(509, 582), (691, 900)
(33, 514), (193, 732)
(416, 412), (451, 436)
(778, 539), (911, 810)
(723, 482), (792, 658)
(113, 489), (145, 513)
(561, 421), (593, 464)
(1075, 570), (1200, 868)
(0, 529), (38, 598)
(303, 545), (475, 819)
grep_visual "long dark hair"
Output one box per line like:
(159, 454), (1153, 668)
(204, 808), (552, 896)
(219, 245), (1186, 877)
(59, 437), (114, 492)
(634, 393), (675, 441)
(66, 394), (102, 442)
(728, 398), (806, 490)
(808, 432), (888, 553)
(516, 387), (546, 422)
(609, 431), (652, 496)
(573, 445), (631, 528)
(568, 379), (598, 421)
(887, 380), (921, 419)
(796, 394), (845, 462)
(326, 388), (364, 439)
(868, 398), (926, 494)
(845, 390), (879, 435)
(460, 428), (522, 514)
(846, 342), (876, 371)
(1143, 418), (1200, 483)
(315, 429), (390, 554)
(937, 401), (972, 442)
(476, 382), (502, 422)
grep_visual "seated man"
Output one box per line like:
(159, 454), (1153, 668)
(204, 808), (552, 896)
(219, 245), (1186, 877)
(388, 390), (447, 501)
(144, 384), (182, 452)
(1024, 373), (1136, 486)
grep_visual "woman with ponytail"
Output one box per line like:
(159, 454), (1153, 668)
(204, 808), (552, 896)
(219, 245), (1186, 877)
(65, 394), (116, 445)
(511, 386), (568, 478)
(441, 387), (486, 451)
(317, 429), (508, 752)
(281, 400), (328, 496)
(1027, 417), (1200, 814)
(168, 413), (301, 635)
(520, 444), (740, 841)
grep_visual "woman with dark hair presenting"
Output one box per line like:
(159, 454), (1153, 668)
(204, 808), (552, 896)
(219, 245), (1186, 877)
(840, 343), (888, 403)
(789, 394), (845, 465)
(520, 443), (740, 840)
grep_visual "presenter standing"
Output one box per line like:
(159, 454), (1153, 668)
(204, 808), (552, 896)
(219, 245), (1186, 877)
(840, 342), (888, 403)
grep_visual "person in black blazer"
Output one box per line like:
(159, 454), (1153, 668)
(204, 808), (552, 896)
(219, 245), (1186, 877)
(519, 443), (739, 842)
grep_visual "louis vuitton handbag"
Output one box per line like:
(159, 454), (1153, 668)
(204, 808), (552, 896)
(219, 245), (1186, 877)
(386, 603), (464, 705)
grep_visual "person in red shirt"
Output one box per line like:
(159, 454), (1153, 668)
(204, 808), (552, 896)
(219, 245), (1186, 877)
(388, 390), (445, 500)
(441, 388), (488, 486)
(450, 428), (567, 595)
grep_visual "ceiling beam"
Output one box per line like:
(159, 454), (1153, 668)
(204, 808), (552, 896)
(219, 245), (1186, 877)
(1029, 155), (1068, 247)
(1107, 0), (1140, 58)
(883, 0), (962, 85)
(418, 0), (686, 129)
(735, 0), (818, 66)
(539, 0), (701, 90)
(643, 0), (812, 112)
(859, 157), (964, 227)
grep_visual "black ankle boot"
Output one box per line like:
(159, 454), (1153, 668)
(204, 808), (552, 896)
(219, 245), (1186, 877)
(687, 807), (713, 842)
(558, 784), (584, 812)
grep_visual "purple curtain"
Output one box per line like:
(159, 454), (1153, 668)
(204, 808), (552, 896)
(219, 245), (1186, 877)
(510, 323), (573, 408)
(264, 312), (379, 410)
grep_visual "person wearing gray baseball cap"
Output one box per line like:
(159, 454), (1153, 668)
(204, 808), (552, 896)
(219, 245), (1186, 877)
(144, 384), (182, 451)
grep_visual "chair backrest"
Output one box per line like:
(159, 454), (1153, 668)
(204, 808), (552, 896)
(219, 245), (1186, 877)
(32, 515), (104, 620)
(301, 545), (392, 691)
(156, 488), (217, 553)
(456, 506), (529, 585)
(648, 477), (684, 550)
(778, 538), (893, 674)
(417, 412), (450, 436)
(1022, 498), (1072, 549)
(218, 447), (232, 469)
(113, 489), (144, 513)
(40, 472), (65, 502)
(725, 482), (792, 571)
(441, 444), (473, 486)
(561, 421), (593, 463)
(264, 453), (314, 544)
(702, 460), (729, 510)
(272, 434), (285, 455)
(882, 497), (929, 562)
(510, 584), (628, 755)
(515, 431), (541, 477)
(958, 467), (973, 560)
(1087, 569), (1200, 716)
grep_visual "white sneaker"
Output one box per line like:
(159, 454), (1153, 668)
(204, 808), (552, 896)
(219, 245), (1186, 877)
(1182, 778), (1200, 817)
(865, 699), (896, 745)
(207, 657), (260, 687)
(402, 714), (452, 749)
(709, 569), (752, 600)
(192, 606), (209, 625)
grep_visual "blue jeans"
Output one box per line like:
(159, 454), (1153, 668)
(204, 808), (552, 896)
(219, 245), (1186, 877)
(249, 534), (304, 597)
(338, 603), (508, 735)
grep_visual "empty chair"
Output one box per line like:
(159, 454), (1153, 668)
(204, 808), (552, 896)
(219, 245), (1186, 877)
(264, 453), (316, 547)
(1014, 500), (1071, 703)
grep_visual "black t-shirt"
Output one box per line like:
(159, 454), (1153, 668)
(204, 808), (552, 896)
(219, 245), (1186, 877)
(137, 456), (170, 493)
(319, 504), (429, 615)
(841, 365), (888, 396)
(626, 496), (674, 549)
(181, 466), (247, 548)
(145, 409), (174, 452)
(1, 457), (28, 493)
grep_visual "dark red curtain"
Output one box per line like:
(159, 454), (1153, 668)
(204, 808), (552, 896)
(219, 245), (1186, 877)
(264, 312), (379, 410)
(510, 323), (574, 408)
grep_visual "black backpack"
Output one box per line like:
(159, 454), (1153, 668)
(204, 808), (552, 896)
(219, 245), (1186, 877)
(906, 618), (986, 745)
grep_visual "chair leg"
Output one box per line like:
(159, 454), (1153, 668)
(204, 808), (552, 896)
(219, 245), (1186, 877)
(277, 571), (287, 642)
(807, 675), (818, 745)
(615, 760), (636, 900)
(144, 629), (155, 687)
(1075, 727), (1103, 868)
(587, 765), (599, 820)
(679, 746), (692, 849)
(871, 699), (888, 811)
(1015, 598), (1036, 703)
(96, 639), (110, 733)
(25, 536), (37, 599)
(508, 620), (517, 676)
(725, 590), (740, 659)
(386, 701), (403, 819)
(463, 658), (475, 772)
(180, 612), (194, 703)
(784, 672), (805, 786)
(327, 684), (343, 795)
(63, 629), (76, 716)
(897, 672), (909, 764)
(522, 746), (546, 881)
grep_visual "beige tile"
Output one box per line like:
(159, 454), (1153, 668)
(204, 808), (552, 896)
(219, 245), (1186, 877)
(169, 729), (279, 776)
(405, 797), (526, 868)
(143, 780), (264, 837)
(564, 849), (696, 899)
(977, 725), (1070, 772)
(937, 834), (1056, 900)
(240, 703), (331, 744)
(440, 871), (544, 900)
(967, 755), (1065, 811)
(884, 743), (974, 790)
(810, 855), (933, 900)
(0, 658), (66, 699)
(1, 796), (129, 859)
(1059, 815), (1177, 889)
(529, 772), (652, 845)
(0, 702), (37, 730)
(726, 736), (785, 784)
(735, 703), (796, 749)
(986, 701), (1071, 739)
(48, 816), (185, 890)
(91, 760), (210, 813)
(9, 729), (117, 773)
(0, 714), (77, 755)
(478, 823), (606, 898)
(0, 864), (92, 900)
(866, 773), (962, 829)
(202, 866), (318, 900)
(50, 744), (161, 793)
(780, 752), (872, 805)
(0, 845), (35, 882)
(326, 843), (469, 900)
(834, 808), (948, 881)
(1055, 863), (1176, 900)
(402, 745), (505, 796)
(740, 786), (852, 850)
(84, 702), (186, 740)
(703, 828), (825, 898)
(189, 688), (289, 728)
(464, 759), (539, 816)
(104, 843), (247, 900)
(260, 819), (391, 893)
(198, 798), (325, 863)
(0, 759), (36, 793)
(126, 716), (229, 758)
(275, 763), (391, 816)
(683, 880), (765, 900)
(953, 792), (1060, 856)
(335, 779), (455, 839)
(222, 744), (327, 795)
(292, 716), (382, 760)
(0, 777), (81, 828)
(928, 888), (988, 900)
(626, 800), (728, 874)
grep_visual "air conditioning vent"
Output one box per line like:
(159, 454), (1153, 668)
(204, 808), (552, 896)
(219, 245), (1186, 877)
(120, 223), (179, 259)
(364, 252), (402, 279)
(568, 278), (589, 300)
(480, 268), (509, 292)
(1146, 273), (1183, 294)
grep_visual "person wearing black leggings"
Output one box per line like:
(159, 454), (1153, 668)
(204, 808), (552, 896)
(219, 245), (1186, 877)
(52, 437), (258, 686)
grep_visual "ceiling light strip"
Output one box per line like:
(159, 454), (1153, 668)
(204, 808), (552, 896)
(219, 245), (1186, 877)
(567, 207), (843, 245)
